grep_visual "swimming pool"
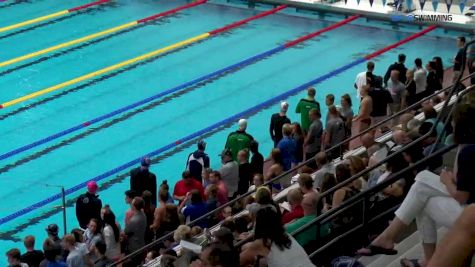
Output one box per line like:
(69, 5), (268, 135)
(0, 0), (467, 258)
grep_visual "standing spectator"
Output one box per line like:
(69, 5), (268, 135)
(426, 60), (442, 96)
(101, 208), (120, 261)
(413, 58), (427, 100)
(296, 87), (321, 134)
(384, 53), (407, 85)
(130, 157), (157, 207)
(292, 122), (305, 164)
(453, 36), (466, 82)
(313, 152), (335, 190)
(179, 190), (209, 228)
(325, 94), (335, 123)
(92, 241), (110, 267)
(158, 180), (174, 205)
(62, 235), (87, 267)
(432, 56), (445, 84)
(353, 85), (373, 134)
(266, 149), (285, 191)
(76, 181), (102, 229)
(124, 197), (147, 254)
(387, 70), (406, 126)
(45, 224), (62, 253)
(270, 102), (291, 147)
(303, 108), (323, 163)
(405, 69), (418, 106)
(237, 150), (252, 195)
(324, 106), (346, 159)
(83, 219), (102, 251)
(220, 149), (239, 199)
(338, 94), (354, 139)
(6, 249), (28, 267)
(354, 61), (375, 100)
(142, 191), (155, 244)
(42, 239), (65, 267)
(186, 140), (210, 184)
(368, 76), (392, 132)
(277, 123), (297, 171)
(282, 188), (304, 225)
(249, 140), (264, 175)
(173, 171), (205, 204)
(124, 190), (137, 226)
(225, 119), (254, 161)
(21, 235), (44, 267)
(208, 171), (228, 206)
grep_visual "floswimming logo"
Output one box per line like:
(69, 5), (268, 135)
(391, 14), (453, 22)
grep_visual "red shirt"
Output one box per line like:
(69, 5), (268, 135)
(282, 205), (304, 225)
(173, 179), (205, 200)
(215, 181), (229, 206)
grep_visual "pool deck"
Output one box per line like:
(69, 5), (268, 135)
(250, 0), (475, 32)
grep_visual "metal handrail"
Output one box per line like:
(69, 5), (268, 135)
(110, 41), (475, 266)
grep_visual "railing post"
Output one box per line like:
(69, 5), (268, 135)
(61, 186), (67, 235)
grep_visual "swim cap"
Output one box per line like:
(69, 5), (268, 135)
(87, 181), (98, 194)
(141, 157), (151, 167)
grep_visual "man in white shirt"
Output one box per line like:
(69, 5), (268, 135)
(354, 61), (375, 99)
(414, 58), (427, 96)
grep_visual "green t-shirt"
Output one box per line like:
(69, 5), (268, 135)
(225, 131), (254, 161)
(295, 99), (321, 132)
(285, 215), (330, 247)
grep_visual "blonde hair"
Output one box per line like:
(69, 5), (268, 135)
(173, 225), (191, 243)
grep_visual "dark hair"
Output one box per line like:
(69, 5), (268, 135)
(190, 189), (203, 204)
(159, 188), (169, 203)
(88, 218), (100, 235)
(398, 53), (406, 62)
(23, 235), (35, 249)
(43, 239), (61, 262)
(160, 180), (169, 191)
(458, 36), (466, 43)
(6, 248), (21, 260)
(250, 140), (259, 153)
(423, 106), (438, 119)
(125, 189), (137, 199)
(433, 56), (444, 73)
(326, 94), (335, 103)
(133, 197), (145, 210)
(419, 122), (437, 138)
(71, 228), (83, 243)
(415, 58), (423, 68)
(298, 173), (314, 189)
(203, 243), (239, 267)
(182, 170), (192, 179)
(221, 220), (236, 233)
(254, 207), (291, 250)
(103, 209), (120, 242)
(142, 190), (153, 209)
(453, 103), (475, 144)
(428, 60), (437, 70)
(164, 204), (180, 227)
(367, 61), (375, 71)
(335, 163), (352, 184)
(386, 151), (409, 173)
(341, 94), (352, 107)
(95, 241), (107, 255)
(292, 122), (303, 136)
(234, 216), (249, 234)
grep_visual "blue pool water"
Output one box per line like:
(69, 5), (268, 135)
(0, 0), (468, 258)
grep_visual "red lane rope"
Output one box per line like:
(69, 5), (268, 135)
(68, 0), (110, 12)
(137, 0), (207, 24)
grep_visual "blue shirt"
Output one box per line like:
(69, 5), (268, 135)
(182, 202), (208, 228)
(277, 136), (297, 171)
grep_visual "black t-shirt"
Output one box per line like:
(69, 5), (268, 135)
(384, 62), (407, 85)
(21, 250), (45, 267)
(130, 167), (157, 206)
(270, 113), (291, 144)
(426, 71), (442, 95)
(368, 88), (393, 117)
(454, 48), (465, 71)
(456, 145), (475, 204)
(250, 152), (264, 175)
(238, 162), (253, 195)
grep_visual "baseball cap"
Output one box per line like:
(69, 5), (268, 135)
(87, 181), (98, 194)
(45, 224), (59, 235)
(141, 157), (151, 167)
(220, 148), (232, 157)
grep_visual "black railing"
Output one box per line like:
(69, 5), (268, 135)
(109, 40), (475, 267)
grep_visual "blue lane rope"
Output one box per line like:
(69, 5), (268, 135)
(0, 56), (366, 225)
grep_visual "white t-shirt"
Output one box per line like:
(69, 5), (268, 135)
(414, 67), (427, 94)
(354, 71), (367, 99)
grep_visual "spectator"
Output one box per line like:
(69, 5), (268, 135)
(248, 173), (264, 195)
(413, 58), (427, 101)
(303, 108), (323, 163)
(354, 61), (375, 99)
(298, 173), (317, 195)
(208, 171), (228, 206)
(130, 157), (157, 207)
(270, 102), (291, 147)
(186, 140), (210, 184)
(384, 53), (407, 85)
(92, 241), (110, 267)
(324, 106), (346, 159)
(101, 208), (120, 261)
(289, 123), (304, 165)
(405, 69), (417, 106)
(21, 235), (44, 267)
(347, 155), (368, 190)
(432, 56), (444, 84)
(249, 140), (264, 175)
(124, 197), (147, 254)
(277, 123), (297, 171)
(6, 248), (28, 267)
(41, 239), (65, 267)
(423, 106), (445, 137)
(426, 60), (442, 96)
(220, 149), (239, 199)
(158, 180), (174, 205)
(325, 94), (335, 123)
(142, 190), (155, 244)
(179, 189), (209, 228)
(296, 87), (321, 134)
(266, 148), (285, 191)
(387, 70), (407, 126)
(44, 224), (62, 255)
(83, 218), (102, 251)
(453, 36), (466, 82)
(314, 152), (335, 190)
(399, 113), (415, 132)
(237, 149), (252, 195)
(75, 181), (102, 229)
(360, 133), (386, 158)
(321, 173), (337, 212)
(190, 243), (239, 267)
(467, 40), (475, 85)
(62, 235), (87, 267)
(173, 170), (205, 204)
(225, 119), (254, 161)
(353, 85), (373, 133)
(368, 76), (393, 132)
(282, 188), (304, 225)
(240, 207), (315, 267)
(124, 189), (137, 226)
(390, 129), (412, 151)
(331, 164), (359, 210)
(338, 94), (354, 142)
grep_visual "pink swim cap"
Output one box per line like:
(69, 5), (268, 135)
(87, 181), (98, 194)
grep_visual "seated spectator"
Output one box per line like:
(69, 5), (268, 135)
(248, 173), (264, 195)
(419, 122), (445, 170)
(191, 243), (239, 267)
(347, 155), (368, 190)
(220, 149), (239, 199)
(321, 173), (337, 212)
(277, 123), (297, 171)
(179, 190), (209, 228)
(21, 235), (44, 267)
(266, 148), (285, 192)
(213, 227), (235, 248)
(234, 216), (251, 241)
(6, 248), (28, 267)
(298, 173), (317, 195)
(101, 207), (121, 261)
(158, 180), (174, 205)
(173, 171), (205, 204)
(237, 149), (252, 195)
(423, 106), (445, 137)
(246, 187), (280, 220)
(92, 241), (110, 267)
(331, 164), (359, 210)
(240, 207), (315, 267)
(282, 189), (304, 224)
(208, 171), (228, 206)
(313, 152), (335, 190)
(83, 218), (102, 252)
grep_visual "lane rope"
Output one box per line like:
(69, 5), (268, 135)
(0, 15), (359, 162)
(0, 0), (110, 33)
(0, 25), (437, 226)
(0, 5), (287, 110)
(0, 0), (207, 68)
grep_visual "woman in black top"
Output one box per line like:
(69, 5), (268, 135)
(432, 56), (444, 84)
(291, 122), (304, 163)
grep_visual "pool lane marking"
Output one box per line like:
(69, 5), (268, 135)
(0, 25), (436, 226)
(0, 15), (359, 162)
(0, 0), (207, 68)
(0, 5), (287, 110)
(0, 0), (110, 33)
